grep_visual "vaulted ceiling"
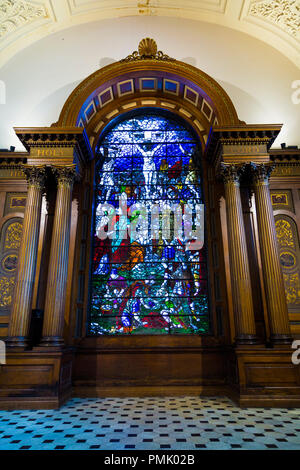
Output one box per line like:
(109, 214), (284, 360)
(0, 0), (299, 69)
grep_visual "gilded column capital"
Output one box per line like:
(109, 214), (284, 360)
(248, 163), (275, 185)
(22, 165), (46, 190)
(52, 165), (77, 187)
(219, 163), (245, 185)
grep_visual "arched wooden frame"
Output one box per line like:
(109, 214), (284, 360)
(56, 59), (240, 155)
(59, 56), (236, 341)
(87, 98), (209, 152)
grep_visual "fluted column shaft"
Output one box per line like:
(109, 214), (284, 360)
(221, 165), (257, 344)
(251, 164), (292, 344)
(7, 166), (45, 347)
(40, 165), (76, 347)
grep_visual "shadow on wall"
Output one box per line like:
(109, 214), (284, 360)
(181, 57), (197, 67)
(99, 57), (117, 68)
(216, 79), (267, 126)
(29, 80), (83, 126)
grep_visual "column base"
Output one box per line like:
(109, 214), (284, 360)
(5, 336), (29, 350)
(0, 348), (73, 409)
(38, 336), (65, 348)
(270, 334), (293, 345)
(231, 345), (300, 407)
(235, 334), (260, 346)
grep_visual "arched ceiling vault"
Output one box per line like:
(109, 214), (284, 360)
(0, 0), (299, 69)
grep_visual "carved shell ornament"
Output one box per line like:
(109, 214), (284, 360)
(138, 37), (158, 58)
(121, 38), (174, 62)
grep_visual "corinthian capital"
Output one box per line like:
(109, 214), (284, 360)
(219, 163), (245, 185)
(248, 163), (275, 184)
(52, 165), (77, 187)
(22, 165), (46, 189)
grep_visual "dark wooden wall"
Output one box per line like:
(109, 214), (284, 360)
(270, 158), (300, 337)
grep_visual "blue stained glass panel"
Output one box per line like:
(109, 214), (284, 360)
(89, 113), (210, 335)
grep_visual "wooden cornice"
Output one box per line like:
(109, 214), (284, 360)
(269, 148), (300, 162)
(14, 125), (91, 151)
(0, 151), (28, 163)
(57, 56), (239, 128)
(13, 127), (93, 173)
(205, 124), (283, 168)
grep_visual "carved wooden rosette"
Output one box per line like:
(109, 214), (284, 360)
(250, 163), (292, 344)
(40, 165), (76, 347)
(7, 166), (46, 347)
(220, 164), (258, 344)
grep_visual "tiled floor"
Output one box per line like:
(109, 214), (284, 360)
(0, 397), (299, 450)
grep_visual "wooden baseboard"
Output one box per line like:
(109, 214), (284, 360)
(234, 346), (300, 407)
(0, 348), (73, 410)
(238, 395), (300, 408)
(1, 344), (299, 409)
(0, 389), (72, 410)
(72, 385), (232, 398)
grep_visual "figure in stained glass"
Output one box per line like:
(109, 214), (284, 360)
(89, 112), (209, 335)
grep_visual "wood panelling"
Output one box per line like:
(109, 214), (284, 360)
(0, 349), (73, 409)
(0, 134), (298, 410)
(235, 347), (300, 407)
(270, 171), (300, 336)
(73, 337), (228, 394)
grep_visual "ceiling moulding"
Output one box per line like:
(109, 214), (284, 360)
(67, 0), (228, 16)
(248, 0), (300, 39)
(241, 0), (300, 62)
(0, 1), (299, 70)
(0, 0), (54, 48)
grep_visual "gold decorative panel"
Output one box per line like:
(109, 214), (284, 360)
(4, 192), (27, 215)
(275, 219), (295, 248)
(0, 217), (23, 312)
(275, 215), (300, 310)
(0, 276), (15, 308)
(4, 222), (22, 250)
(283, 273), (300, 306)
(270, 190), (294, 212)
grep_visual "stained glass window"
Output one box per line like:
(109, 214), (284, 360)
(89, 112), (210, 335)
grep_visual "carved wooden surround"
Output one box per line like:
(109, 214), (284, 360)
(0, 39), (299, 409)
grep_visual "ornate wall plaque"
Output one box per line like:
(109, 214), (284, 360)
(4, 192), (27, 215)
(275, 215), (300, 309)
(0, 217), (23, 312)
(270, 190), (294, 212)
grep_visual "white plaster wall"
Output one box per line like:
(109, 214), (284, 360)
(0, 16), (299, 151)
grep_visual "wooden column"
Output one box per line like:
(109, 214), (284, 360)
(7, 166), (45, 348)
(251, 163), (292, 344)
(220, 164), (258, 345)
(40, 165), (76, 347)
(35, 181), (57, 311)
